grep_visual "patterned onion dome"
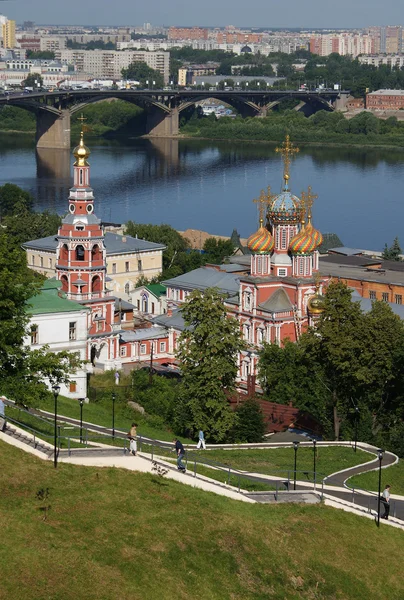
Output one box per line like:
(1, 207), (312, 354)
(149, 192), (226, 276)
(247, 223), (275, 254)
(267, 179), (304, 225)
(289, 221), (323, 255)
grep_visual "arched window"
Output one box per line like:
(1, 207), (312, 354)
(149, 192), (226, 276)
(124, 283), (130, 295)
(79, 169), (83, 186)
(60, 244), (69, 261)
(75, 245), (85, 261)
(92, 275), (101, 293)
(60, 275), (68, 292)
(91, 244), (101, 261)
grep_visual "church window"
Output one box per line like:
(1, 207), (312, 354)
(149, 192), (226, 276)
(97, 321), (103, 332)
(369, 290), (377, 300)
(257, 256), (262, 274)
(151, 302), (155, 314)
(40, 256), (43, 268)
(92, 276), (101, 293)
(126, 261), (130, 272)
(137, 299), (140, 310)
(61, 244), (69, 261)
(112, 263), (116, 274)
(277, 268), (287, 277)
(244, 292), (252, 311)
(304, 259), (310, 276)
(69, 322), (77, 341)
(275, 228), (280, 248)
(61, 275), (68, 292)
(125, 283), (130, 295)
(49, 258), (52, 268)
(30, 325), (38, 345)
(79, 169), (83, 185)
(92, 245), (101, 261)
(395, 294), (402, 305)
(140, 344), (146, 354)
(120, 346), (127, 357)
(76, 245), (85, 261)
(382, 292), (389, 302)
(243, 324), (250, 342)
(281, 228), (287, 249)
(160, 342), (166, 352)
(257, 328), (264, 344)
(298, 258), (304, 275)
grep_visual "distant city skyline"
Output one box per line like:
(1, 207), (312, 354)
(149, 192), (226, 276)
(4, 0), (404, 29)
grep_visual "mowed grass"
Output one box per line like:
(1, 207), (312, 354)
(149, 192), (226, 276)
(1, 441), (404, 600)
(348, 460), (404, 496)
(34, 395), (194, 443)
(204, 447), (374, 480)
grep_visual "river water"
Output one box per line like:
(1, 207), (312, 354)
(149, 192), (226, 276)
(0, 134), (403, 250)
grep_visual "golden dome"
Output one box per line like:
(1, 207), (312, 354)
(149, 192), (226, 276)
(73, 131), (90, 167)
(307, 293), (325, 315)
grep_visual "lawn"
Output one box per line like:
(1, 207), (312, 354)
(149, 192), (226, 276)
(33, 395), (194, 443)
(1, 440), (403, 600)
(348, 460), (404, 496)
(204, 447), (374, 480)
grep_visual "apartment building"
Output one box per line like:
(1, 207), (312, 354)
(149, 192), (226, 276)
(2, 19), (16, 49)
(367, 26), (403, 54)
(55, 49), (170, 82)
(366, 89), (404, 110)
(39, 36), (67, 52)
(309, 33), (372, 57)
(359, 54), (404, 69)
(168, 27), (208, 40)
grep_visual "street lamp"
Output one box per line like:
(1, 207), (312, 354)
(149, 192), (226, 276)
(313, 439), (317, 487)
(377, 448), (384, 527)
(146, 79), (149, 89)
(112, 392), (116, 438)
(152, 80), (155, 89)
(52, 385), (61, 469)
(354, 406), (360, 453)
(293, 440), (300, 490)
(78, 397), (84, 443)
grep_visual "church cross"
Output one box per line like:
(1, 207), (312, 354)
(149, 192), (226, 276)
(253, 188), (271, 224)
(301, 185), (318, 221)
(275, 135), (299, 183)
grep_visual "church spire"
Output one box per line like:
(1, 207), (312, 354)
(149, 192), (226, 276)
(275, 135), (299, 191)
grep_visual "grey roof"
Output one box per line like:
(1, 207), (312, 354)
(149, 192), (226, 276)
(328, 247), (369, 256)
(319, 261), (404, 287)
(218, 263), (249, 273)
(226, 294), (240, 306)
(359, 298), (404, 319)
(152, 309), (186, 331)
(259, 288), (293, 313)
(23, 231), (166, 255)
(114, 298), (135, 310)
(163, 267), (240, 295)
(120, 327), (167, 342)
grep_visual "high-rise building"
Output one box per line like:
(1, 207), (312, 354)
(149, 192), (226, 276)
(168, 27), (208, 41)
(2, 19), (16, 49)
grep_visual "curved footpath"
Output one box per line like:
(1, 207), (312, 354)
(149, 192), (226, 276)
(3, 402), (403, 526)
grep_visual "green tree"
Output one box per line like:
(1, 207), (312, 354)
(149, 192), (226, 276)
(22, 73), (43, 89)
(0, 183), (33, 219)
(174, 288), (245, 441)
(26, 50), (55, 59)
(230, 398), (265, 443)
(382, 236), (402, 261)
(3, 204), (61, 248)
(121, 61), (164, 88)
(203, 238), (235, 263)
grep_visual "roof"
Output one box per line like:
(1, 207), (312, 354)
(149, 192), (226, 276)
(27, 284), (89, 315)
(328, 247), (369, 256)
(163, 267), (240, 295)
(319, 260), (404, 287)
(22, 231), (166, 255)
(259, 288), (293, 313)
(152, 309), (186, 331)
(358, 298), (404, 319)
(120, 327), (167, 342)
(145, 284), (166, 298)
(367, 89), (404, 96)
(114, 298), (135, 310)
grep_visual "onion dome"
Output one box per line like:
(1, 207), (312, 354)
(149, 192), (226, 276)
(73, 131), (90, 167)
(289, 220), (323, 255)
(267, 176), (304, 225)
(247, 219), (275, 254)
(307, 291), (325, 315)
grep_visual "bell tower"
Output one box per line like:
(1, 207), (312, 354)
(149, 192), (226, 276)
(56, 119), (106, 301)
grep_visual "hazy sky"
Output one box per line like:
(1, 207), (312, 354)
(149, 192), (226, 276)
(4, 0), (403, 28)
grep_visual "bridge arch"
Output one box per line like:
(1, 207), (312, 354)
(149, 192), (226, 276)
(266, 94), (334, 114)
(177, 94), (261, 117)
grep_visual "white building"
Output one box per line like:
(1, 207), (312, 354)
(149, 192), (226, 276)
(359, 54), (404, 69)
(130, 284), (167, 316)
(26, 279), (89, 398)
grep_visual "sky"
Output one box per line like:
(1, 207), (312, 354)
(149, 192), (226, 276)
(3, 0), (404, 29)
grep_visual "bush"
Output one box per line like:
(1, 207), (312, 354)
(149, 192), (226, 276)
(229, 398), (265, 443)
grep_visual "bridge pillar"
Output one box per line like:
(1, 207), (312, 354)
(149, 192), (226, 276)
(146, 107), (179, 137)
(333, 93), (352, 112)
(36, 109), (71, 149)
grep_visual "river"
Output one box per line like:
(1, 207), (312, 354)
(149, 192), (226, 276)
(0, 134), (403, 250)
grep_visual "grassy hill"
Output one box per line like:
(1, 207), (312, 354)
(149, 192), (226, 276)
(1, 440), (403, 600)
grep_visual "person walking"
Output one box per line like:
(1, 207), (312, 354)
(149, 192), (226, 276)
(381, 485), (391, 520)
(0, 397), (5, 432)
(127, 422), (138, 456)
(196, 430), (206, 450)
(174, 438), (186, 472)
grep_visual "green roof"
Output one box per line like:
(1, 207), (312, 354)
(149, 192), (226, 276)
(145, 284), (166, 298)
(27, 283), (90, 315)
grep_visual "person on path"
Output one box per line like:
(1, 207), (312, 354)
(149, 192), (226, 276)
(174, 438), (186, 472)
(196, 430), (206, 450)
(127, 422), (137, 456)
(0, 397), (5, 432)
(381, 485), (391, 520)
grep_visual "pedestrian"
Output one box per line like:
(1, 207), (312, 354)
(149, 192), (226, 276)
(127, 422), (137, 456)
(381, 485), (391, 520)
(174, 438), (186, 472)
(196, 429), (206, 450)
(0, 397), (5, 432)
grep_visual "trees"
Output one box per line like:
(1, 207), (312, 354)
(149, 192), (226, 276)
(175, 288), (245, 441)
(22, 73), (43, 89)
(382, 236), (402, 261)
(230, 398), (265, 443)
(0, 183), (33, 219)
(203, 238), (235, 263)
(121, 61), (164, 88)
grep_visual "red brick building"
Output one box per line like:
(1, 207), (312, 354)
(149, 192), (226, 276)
(168, 27), (208, 41)
(366, 89), (404, 110)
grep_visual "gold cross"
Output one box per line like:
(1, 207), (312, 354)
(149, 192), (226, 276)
(78, 113), (87, 126)
(253, 188), (271, 224)
(301, 185), (318, 222)
(275, 135), (299, 183)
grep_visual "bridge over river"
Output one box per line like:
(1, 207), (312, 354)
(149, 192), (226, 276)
(0, 88), (351, 149)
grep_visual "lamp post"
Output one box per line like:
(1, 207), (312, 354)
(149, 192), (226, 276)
(52, 385), (60, 469)
(146, 79), (149, 89)
(377, 448), (384, 527)
(79, 398), (84, 443)
(112, 392), (116, 439)
(313, 439), (317, 487)
(354, 406), (360, 453)
(293, 440), (300, 490)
